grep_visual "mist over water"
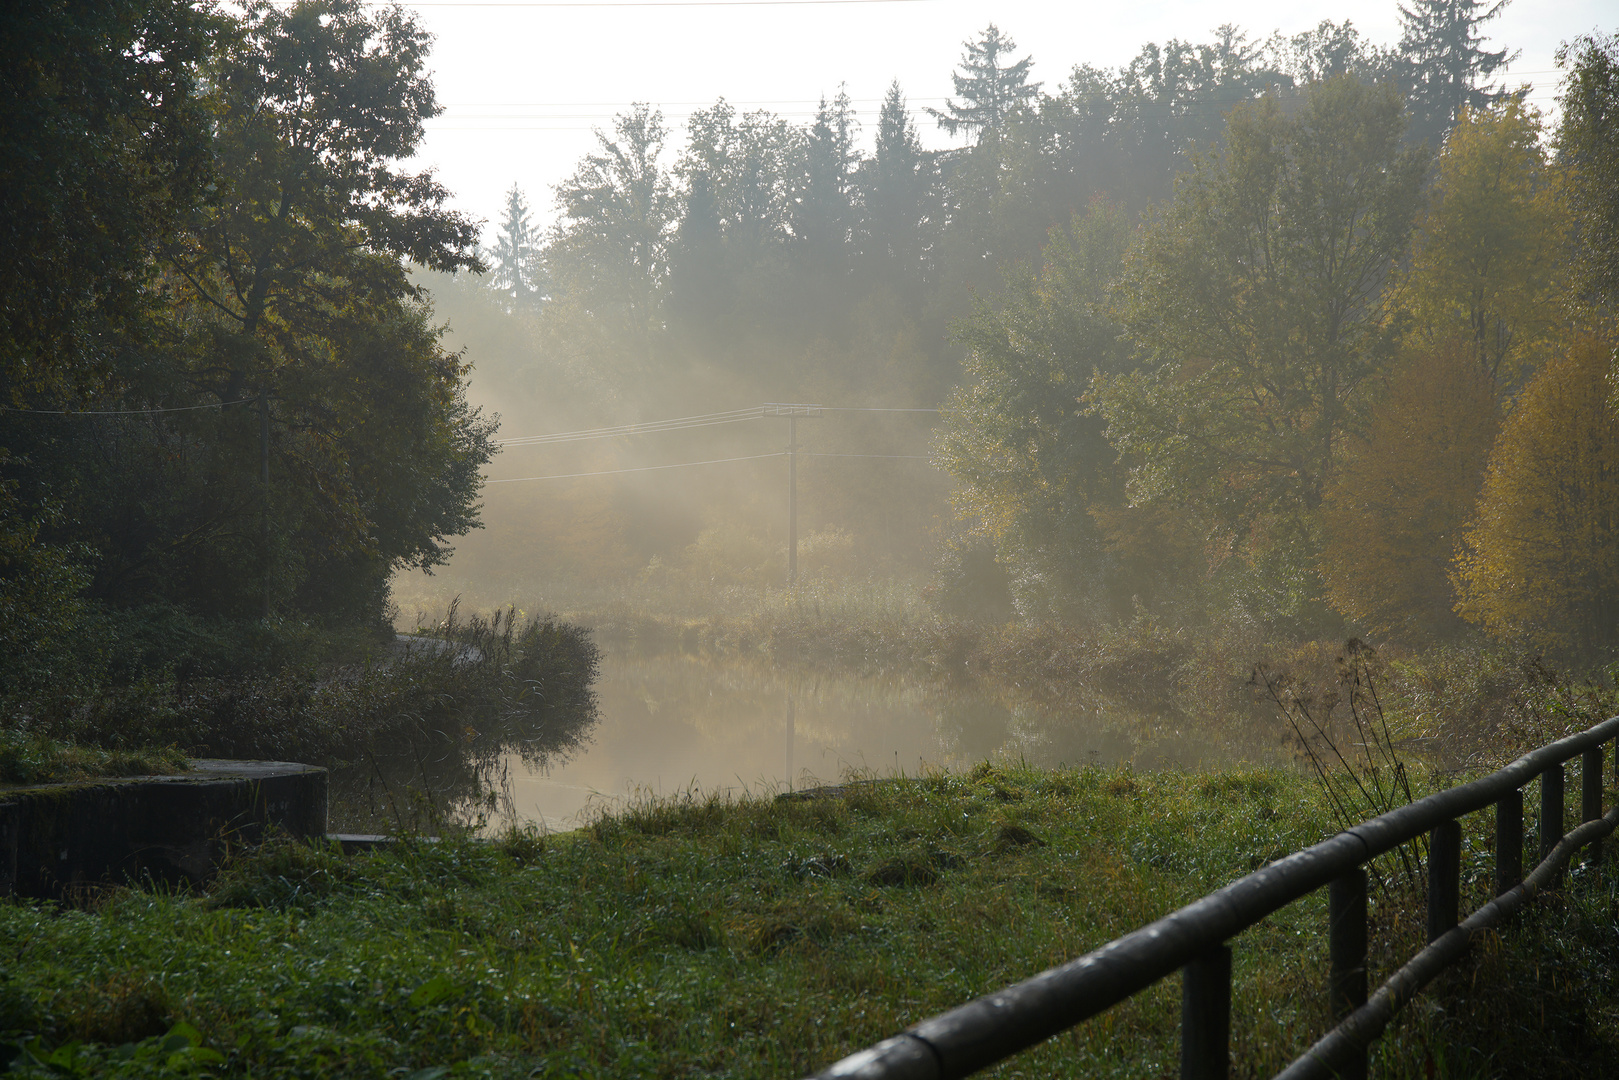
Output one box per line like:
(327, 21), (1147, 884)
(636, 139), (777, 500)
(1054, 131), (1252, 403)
(495, 642), (1275, 833)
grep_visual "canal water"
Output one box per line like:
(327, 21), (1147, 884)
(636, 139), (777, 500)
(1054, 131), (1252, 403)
(493, 643), (1258, 832)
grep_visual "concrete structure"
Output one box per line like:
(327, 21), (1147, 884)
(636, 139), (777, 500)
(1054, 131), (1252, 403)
(0, 760), (327, 900)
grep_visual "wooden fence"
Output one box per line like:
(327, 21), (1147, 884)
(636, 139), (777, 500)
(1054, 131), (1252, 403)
(804, 715), (1619, 1080)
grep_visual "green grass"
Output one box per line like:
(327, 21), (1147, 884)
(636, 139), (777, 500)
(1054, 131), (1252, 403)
(0, 731), (189, 786)
(3, 763), (1616, 1078)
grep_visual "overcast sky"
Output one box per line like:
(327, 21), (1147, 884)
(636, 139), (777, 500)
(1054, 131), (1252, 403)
(393, 0), (1612, 240)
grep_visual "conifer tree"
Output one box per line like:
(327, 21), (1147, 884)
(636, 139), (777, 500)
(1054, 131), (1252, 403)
(863, 81), (933, 280)
(489, 183), (544, 309)
(1396, 0), (1514, 148)
(793, 86), (858, 250)
(927, 24), (1042, 140)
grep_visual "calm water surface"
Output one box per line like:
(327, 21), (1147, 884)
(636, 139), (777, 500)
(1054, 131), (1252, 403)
(498, 644), (1266, 831)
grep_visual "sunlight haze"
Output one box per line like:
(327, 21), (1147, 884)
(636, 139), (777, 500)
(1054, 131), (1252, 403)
(403, 0), (1606, 237)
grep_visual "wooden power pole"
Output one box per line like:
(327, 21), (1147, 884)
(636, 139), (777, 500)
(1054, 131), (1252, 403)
(764, 403), (822, 586)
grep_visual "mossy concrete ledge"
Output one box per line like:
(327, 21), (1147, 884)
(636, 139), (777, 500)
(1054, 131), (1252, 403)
(0, 760), (327, 900)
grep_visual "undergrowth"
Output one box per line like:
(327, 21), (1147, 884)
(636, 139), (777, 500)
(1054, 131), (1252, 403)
(2, 764), (1616, 1078)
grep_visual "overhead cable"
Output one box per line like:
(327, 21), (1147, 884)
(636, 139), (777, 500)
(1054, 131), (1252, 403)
(0, 398), (256, 416)
(495, 407), (765, 446)
(487, 450), (785, 482)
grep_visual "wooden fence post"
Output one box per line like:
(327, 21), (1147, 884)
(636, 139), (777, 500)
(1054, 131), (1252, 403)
(1542, 765), (1565, 888)
(1583, 746), (1604, 868)
(1181, 943), (1231, 1080)
(1329, 869), (1368, 1080)
(1427, 820), (1461, 943)
(1495, 789), (1522, 896)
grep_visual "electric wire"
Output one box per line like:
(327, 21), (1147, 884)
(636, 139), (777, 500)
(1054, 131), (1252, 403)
(487, 450), (786, 482)
(495, 407), (767, 446)
(495, 403), (939, 446)
(0, 398), (257, 416)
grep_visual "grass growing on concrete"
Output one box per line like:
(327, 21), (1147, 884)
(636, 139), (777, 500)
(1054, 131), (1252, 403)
(0, 731), (189, 786)
(2, 764), (1617, 1079)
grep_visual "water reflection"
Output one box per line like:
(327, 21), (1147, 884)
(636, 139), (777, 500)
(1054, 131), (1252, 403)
(496, 645), (1264, 832)
(327, 640), (1287, 835)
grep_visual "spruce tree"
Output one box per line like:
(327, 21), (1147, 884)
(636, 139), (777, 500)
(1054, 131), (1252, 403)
(489, 183), (543, 308)
(864, 81), (932, 281)
(927, 24), (1042, 140)
(1396, 0), (1514, 148)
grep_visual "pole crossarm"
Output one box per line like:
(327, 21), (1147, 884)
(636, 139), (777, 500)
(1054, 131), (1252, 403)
(805, 714), (1619, 1080)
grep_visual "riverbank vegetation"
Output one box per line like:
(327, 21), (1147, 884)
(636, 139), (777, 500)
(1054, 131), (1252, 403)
(3, 763), (1617, 1078)
(0, 0), (604, 785)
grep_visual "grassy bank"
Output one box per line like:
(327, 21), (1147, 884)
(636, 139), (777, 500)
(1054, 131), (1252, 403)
(3, 764), (1617, 1078)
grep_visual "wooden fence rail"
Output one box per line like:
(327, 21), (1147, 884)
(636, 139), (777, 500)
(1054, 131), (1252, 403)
(804, 715), (1619, 1080)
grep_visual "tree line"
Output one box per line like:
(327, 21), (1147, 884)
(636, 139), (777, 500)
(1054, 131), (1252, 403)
(481, 1), (1618, 655)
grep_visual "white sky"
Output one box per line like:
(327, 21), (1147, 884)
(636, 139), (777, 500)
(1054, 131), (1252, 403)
(395, 0), (1613, 239)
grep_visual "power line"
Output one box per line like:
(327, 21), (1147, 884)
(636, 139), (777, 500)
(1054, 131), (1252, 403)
(494, 403), (939, 447)
(495, 406), (766, 446)
(0, 397), (256, 416)
(487, 450), (785, 482)
(803, 451), (933, 460)
(822, 406), (940, 413)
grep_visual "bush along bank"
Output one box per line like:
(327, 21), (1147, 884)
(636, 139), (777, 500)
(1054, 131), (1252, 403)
(0, 605), (601, 786)
(2, 763), (1617, 1078)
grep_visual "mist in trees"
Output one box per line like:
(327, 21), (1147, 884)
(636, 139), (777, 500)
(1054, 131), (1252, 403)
(7, 0), (1615, 685)
(439, 0), (1619, 659)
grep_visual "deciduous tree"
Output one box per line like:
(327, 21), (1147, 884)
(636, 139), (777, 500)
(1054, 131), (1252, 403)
(936, 202), (1133, 618)
(1098, 76), (1428, 626)
(1319, 339), (1498, 641)
(1397, 100), (1570, 389)
(1556, 32), (1619, 311)
(1454, 331), (1619, 655)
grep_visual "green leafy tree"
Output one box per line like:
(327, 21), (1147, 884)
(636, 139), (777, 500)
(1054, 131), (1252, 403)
(72, 0), (493, 626)
(927, 24), (1042, 141)
(0, 0), (214, 406)
(549, 103), (676, 356)
(1556, 32), (1619, 311)
(936, 202), (1133, 619)
(0, 0), (216, 676)
(1396, 0), (1515, 148)
(1098, 76), (1428, 626)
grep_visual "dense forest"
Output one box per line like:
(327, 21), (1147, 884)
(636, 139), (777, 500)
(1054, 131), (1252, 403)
(442, 2), (1619, 659)
(2, 0), (1618, 714)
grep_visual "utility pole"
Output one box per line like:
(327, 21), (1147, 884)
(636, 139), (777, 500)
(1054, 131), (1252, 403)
(259, 390), (271, 620)
(764, 403), (822, 586)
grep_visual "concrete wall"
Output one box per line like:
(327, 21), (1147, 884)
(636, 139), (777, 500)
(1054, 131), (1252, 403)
(0, 760), (327, 900)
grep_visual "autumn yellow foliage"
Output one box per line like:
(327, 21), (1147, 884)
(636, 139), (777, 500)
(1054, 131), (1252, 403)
(1319, 340), (1498, 641)
(1454, 331), (1619, 654)
(1398, 100), (1571, 389)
